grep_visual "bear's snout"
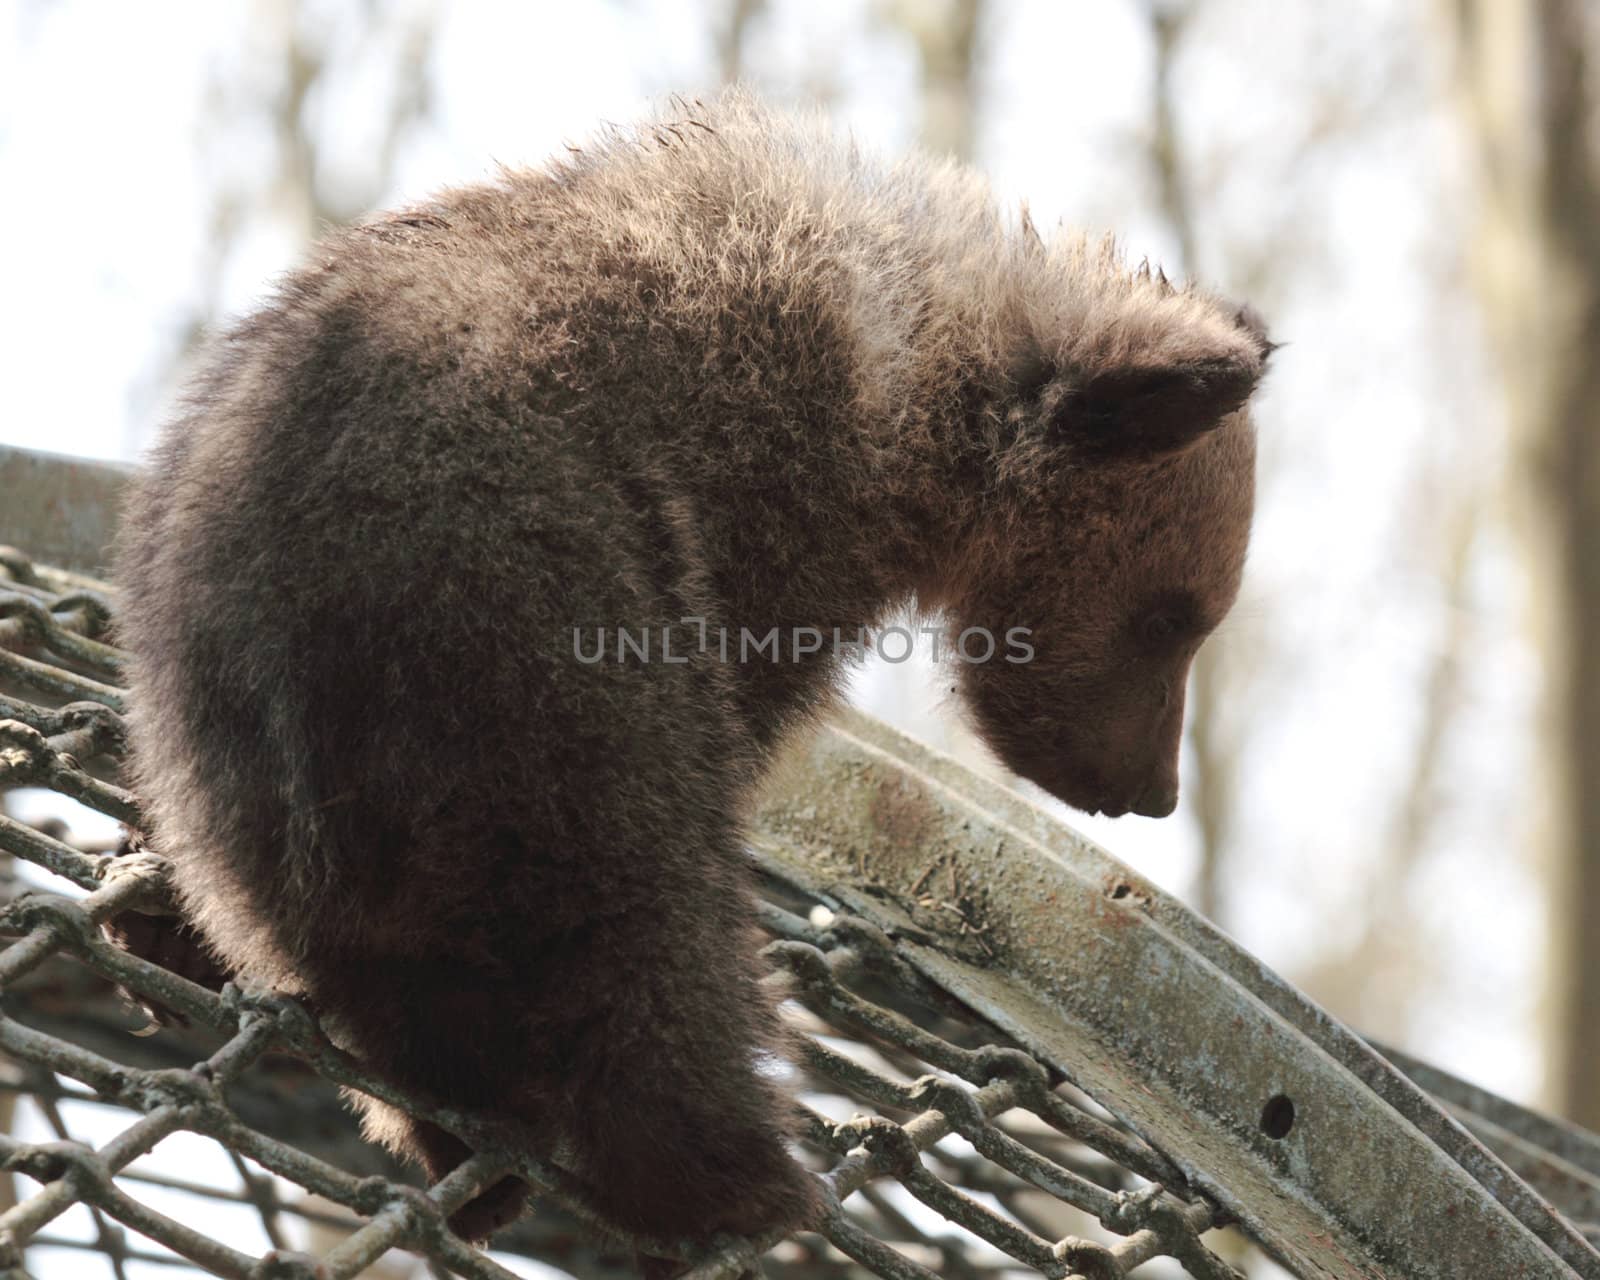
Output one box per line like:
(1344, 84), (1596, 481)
(1130, 777), (1179, 819)
(1088, 772), (1178, 819)
(1011, 754), (1178, 821)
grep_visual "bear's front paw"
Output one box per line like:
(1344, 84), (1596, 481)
(446, 1173), (530, 1244)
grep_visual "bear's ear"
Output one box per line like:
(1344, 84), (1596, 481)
(1047, 303), (1275, 460)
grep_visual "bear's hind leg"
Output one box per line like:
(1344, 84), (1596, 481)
(356, 1098), (531, 1241)
(553, 890), (824, 1247)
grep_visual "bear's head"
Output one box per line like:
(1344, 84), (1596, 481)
(944, 266), (1271, 819)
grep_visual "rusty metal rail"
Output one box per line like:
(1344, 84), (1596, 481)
(0, 533), (1596, 1278)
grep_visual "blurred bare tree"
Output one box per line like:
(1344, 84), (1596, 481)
(1448, 0), (1600, 1129)
(161, 0), (437, 385)
(884, 0), (984, 160)
(715, 0), (766, 85)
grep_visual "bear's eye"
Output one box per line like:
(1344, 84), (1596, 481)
(1134, 591), (1205, 650)
(1142, 613), (1182, 645)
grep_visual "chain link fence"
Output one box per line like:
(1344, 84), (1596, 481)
(0, 525), (1597, 1279)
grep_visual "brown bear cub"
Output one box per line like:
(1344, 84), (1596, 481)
(114, 90), (1271, 1255)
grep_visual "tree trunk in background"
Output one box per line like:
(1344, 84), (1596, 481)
(1450, 0), (1600, 1127)
(715, 0), (767, 86)
(887, 0), (984, 160)
(1142, 1), (1239, 925)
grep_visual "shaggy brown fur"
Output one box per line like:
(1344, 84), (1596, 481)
(113, 90), (1271, 1258)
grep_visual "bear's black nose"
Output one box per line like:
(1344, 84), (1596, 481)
(1131, 779), (1179, 819)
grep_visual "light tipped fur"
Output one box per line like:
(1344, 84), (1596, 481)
(114, 88), (1271, 1261)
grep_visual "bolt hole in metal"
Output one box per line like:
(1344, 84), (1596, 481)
(1260, 1093), (1296, 1140)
